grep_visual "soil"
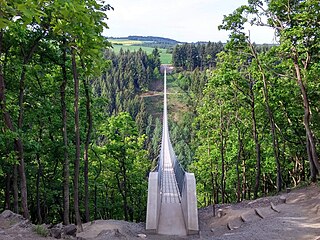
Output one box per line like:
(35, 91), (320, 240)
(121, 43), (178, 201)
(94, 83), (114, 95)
(1, 184), (319, 240)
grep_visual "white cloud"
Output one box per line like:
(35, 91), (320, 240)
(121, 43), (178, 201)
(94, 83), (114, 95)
(104, 0), (275, 43)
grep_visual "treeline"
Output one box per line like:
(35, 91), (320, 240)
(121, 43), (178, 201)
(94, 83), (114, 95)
(128, 35), (180, 45)
(172, 0), (320, 207)
(0, 0), (161, 229)
(93, 48), (161, 119)
(172, 42), (224, 71)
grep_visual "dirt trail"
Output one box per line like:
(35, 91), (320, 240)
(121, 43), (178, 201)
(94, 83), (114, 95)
(1, 184), (319, 239)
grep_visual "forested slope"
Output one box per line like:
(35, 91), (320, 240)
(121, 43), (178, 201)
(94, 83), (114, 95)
(0, 0), (162, 228)
(1, 0), (319, 234)
(169, 0), (320, 208)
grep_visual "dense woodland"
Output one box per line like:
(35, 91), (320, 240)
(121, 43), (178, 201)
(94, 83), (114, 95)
(172, 0), (320, 207)
(0, 0), (162, 228)
(0, 0), (320, 231)
(172, 42), (224, 71)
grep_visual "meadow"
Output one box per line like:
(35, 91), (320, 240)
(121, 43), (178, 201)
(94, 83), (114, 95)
(109, 39), (172, 64)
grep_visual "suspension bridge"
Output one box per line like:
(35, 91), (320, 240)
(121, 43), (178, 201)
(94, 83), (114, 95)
(146, 68), (199, 236)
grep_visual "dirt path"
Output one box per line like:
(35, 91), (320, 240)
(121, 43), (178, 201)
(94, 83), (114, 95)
(1, 184), (319, 239)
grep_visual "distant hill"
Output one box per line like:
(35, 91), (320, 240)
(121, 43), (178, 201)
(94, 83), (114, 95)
(127, 36), (182, 44)
(108, 36), (181, 50)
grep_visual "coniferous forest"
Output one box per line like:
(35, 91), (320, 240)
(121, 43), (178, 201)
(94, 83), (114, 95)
(1, 0), (320, 230)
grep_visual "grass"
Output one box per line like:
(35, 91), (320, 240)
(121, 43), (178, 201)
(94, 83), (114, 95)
(141, 74), (189, 124)
(110, 39), (143, 45)
(33, 225), (49, 237)
(109, 39), (172, 64)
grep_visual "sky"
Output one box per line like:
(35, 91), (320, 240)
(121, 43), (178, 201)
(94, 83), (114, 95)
(104, 0), (276, 43)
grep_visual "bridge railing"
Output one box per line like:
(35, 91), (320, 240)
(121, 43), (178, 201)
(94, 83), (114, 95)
(157, 125), (165, 189)
(146, 67), (198, 235)
(168, 135), (185, 196)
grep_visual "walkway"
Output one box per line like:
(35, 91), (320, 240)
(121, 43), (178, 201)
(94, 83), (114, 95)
(157, 122), (186, 235)
(146, 68), (198, 236)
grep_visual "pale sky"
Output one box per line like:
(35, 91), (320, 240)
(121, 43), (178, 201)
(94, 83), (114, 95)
(104, 0), (276, 43)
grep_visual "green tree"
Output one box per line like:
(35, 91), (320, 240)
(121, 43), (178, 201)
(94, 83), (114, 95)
(96, 112), (149, 221)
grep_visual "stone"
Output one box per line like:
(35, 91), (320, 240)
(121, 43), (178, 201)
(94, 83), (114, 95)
(254, 208), (264, 219)
(1, 210), (14, 219)
(95, 229), (126, 239)
(50, 227), (62, 239)
(280, 196), (287, 204)
(270, 202), (280, 213)
(18, 219), (31, 228)
(137, 233), (147, 238)
(63, 224), (77, 237)
(286, 188), (291, 193)
(217, 209), (224, 218)
(50, 223), (63, 239)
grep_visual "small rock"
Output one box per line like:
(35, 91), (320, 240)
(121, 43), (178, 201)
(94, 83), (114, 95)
(18, 219), (31, 228)
(0, 230), (6, 235)
(137, 233), (147, 238)
(286, 188), (291, 193)
(50, 229), (62, 239)
(270, 202), (280, 213)
(217, 209), (225, 218)
(64, 224), (77, 237)
(1, 210), (14, 219)
(211, 228), (215, 232)
(280, 196), (287, 204)
(50, 225), (62, 239)
(96, 229), (126, 239)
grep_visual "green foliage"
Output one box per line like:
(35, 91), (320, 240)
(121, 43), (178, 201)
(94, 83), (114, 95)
(172, 42), (224, 71)
(0, 0), (152, 225)
(188, 0), (320, 206)
(93, 112), (150, 221)
(112, 44), (172, 64)
(32, 225), (49, 237)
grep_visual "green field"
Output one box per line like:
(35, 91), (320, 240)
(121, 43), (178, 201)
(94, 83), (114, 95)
(109, 39), (172, 64)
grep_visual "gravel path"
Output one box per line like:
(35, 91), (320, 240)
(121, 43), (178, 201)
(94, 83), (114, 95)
(1, 184), (319, 240)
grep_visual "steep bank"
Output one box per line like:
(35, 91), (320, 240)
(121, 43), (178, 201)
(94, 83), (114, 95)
(1, 184), (319, 239)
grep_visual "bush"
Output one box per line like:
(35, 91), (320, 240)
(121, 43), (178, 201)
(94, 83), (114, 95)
(33, 224), (49, 237)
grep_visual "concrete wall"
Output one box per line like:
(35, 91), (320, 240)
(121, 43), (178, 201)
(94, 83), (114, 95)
(181, 173), (199, 235)
(146, 172), (161, 233)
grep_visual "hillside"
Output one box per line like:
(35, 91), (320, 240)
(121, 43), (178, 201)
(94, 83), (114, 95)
(127, 36), (181, 45)
(108, 36), (178, 64)
(1, 184), (319, 239)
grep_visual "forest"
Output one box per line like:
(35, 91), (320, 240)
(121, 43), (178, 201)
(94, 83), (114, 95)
(0, 0), (320, 231)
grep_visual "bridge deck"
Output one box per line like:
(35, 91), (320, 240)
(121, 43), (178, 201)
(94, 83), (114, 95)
(157, 136), (187, 235)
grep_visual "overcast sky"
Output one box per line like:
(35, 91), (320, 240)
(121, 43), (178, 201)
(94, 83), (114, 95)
(104, 0), (276, 43)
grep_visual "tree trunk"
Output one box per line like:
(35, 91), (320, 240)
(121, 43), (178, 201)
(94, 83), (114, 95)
(122, 164), (129, 221)
(250, 82), (261, 199)
(220, 107), (225, 204)
(293, 56), (320, 181)
(236, 128), (242, 202)
(13, 165), (19, 213)
(1, 63), (29, 218)
(36, 153), (42, 224)
(209, 134), (216, 217)
(0, 30), (18, 214)
(71, 48), (82, 231)
(242, 158), (247, 200)
(15, 139), (29, 218)
(249, 42), (282, 192)
(14, 32), (42, 219)
(61, 40), (70, 225)
(82, 68), (92, 223)
(17, 63), (29, 219)
(4, 173), (11, 210)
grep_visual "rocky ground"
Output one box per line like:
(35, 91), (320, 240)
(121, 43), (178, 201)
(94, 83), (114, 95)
(1, 184), (319, 240)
